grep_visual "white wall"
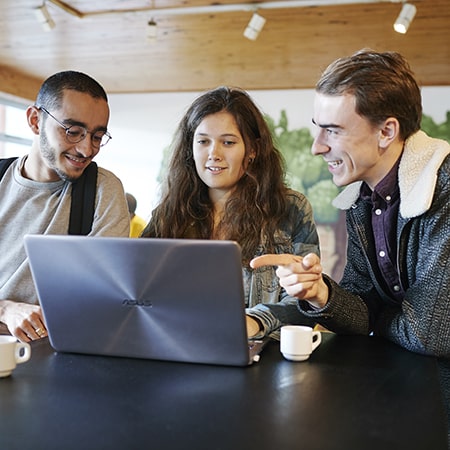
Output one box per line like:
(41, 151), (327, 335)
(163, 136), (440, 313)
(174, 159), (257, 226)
(96, 87), (450, 220)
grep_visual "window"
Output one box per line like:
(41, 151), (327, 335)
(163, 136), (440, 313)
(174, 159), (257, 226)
(0, 99), (32, 158)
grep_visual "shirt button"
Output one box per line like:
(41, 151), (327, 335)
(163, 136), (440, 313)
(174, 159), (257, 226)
(393, 285), (400, 292)
(375, 209), (382, 215)
(379, 251), (386, 257)
(386, 195), (392, 201)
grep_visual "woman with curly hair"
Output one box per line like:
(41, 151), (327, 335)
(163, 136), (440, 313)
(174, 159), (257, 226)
(142, 86), (319, 336)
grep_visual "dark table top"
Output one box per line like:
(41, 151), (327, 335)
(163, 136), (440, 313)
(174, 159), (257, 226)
(0, 333), (447, 450)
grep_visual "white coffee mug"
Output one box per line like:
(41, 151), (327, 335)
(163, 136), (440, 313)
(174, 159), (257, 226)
(280, 325), (322, 361)
(0, 335), (31, 378)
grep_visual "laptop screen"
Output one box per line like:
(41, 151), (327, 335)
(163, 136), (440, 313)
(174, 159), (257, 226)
(24, 235), (255, 366)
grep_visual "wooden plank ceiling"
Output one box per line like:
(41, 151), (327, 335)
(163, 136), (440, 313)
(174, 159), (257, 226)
(0, 0), (449, 100)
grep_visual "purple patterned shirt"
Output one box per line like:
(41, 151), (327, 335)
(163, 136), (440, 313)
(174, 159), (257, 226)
(360, 158), (405, 301)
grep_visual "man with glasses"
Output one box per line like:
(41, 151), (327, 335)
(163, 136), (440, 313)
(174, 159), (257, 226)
(0, 70), (130, 342)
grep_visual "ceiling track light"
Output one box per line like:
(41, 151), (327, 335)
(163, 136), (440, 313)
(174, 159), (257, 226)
(41, 0), (407, 19)
(146, 19), (158, 42)
(34, 0), (417, 39)
(35, 3), (56, 31)
(243, 12), (266, 41)
(393, 2), (417, 34)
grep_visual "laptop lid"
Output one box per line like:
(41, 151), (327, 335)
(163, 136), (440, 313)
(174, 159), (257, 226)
(24, 235), (259, 366)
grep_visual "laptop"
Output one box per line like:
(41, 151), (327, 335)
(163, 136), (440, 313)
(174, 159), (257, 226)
(24, 234), (267, 366)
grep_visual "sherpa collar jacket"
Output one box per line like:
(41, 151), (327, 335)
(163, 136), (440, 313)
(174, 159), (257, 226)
(300, 130), (450, 357)
(298, 131), (450, 442)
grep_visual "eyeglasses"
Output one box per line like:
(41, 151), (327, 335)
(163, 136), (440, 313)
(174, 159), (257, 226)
(38, 106), (112, 148)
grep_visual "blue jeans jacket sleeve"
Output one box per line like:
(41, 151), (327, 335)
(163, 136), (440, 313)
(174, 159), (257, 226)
(245, 189), (320, 338)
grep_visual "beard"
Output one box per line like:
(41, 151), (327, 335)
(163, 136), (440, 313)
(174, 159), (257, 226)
(40, 130), (83, 183)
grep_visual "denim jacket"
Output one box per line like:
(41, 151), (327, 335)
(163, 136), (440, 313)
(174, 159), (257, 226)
(245, 190), (319, 336)
(146, 189), (319, 337)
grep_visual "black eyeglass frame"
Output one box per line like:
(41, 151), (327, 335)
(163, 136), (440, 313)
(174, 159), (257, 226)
(37, 106), (112, 148)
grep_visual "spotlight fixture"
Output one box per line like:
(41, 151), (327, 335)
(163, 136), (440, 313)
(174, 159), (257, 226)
(146, 19), (157, 41)
(243, 12), (266, 41)
(393, 3), (416, 34)
(35, 3), (56, 31)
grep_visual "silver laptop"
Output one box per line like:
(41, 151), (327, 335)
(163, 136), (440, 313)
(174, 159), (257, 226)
(24, 235), (266, 366)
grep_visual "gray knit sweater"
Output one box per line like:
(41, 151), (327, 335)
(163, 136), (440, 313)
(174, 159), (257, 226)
(0, 156), (130, 334)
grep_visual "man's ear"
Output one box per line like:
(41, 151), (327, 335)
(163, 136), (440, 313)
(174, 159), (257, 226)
(378, 117), (400, 149)
(26, 106), (41, 135)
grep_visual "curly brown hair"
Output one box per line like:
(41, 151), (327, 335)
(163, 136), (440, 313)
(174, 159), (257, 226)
(142, 86), (291, 265)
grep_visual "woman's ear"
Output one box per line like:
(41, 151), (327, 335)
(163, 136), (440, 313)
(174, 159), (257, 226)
(378, 117), (400, 149)
(26, 106), (41, 135)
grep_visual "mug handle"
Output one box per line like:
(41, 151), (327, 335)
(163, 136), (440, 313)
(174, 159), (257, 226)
(311, 331), (322, 352)
(15, 342), (31, 364)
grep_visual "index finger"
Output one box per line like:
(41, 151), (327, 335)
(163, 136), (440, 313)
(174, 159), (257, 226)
(250, 254), (303, 269)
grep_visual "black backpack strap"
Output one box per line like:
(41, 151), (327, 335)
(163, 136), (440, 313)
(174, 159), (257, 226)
(69, 162), (98, 235)
(0, 157), (19, 180)
(0, 157), (97, 236)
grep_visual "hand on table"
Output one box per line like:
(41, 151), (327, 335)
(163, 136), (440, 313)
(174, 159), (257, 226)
(250, 253), (329, 308)
(246, 315), (262, 338)
(0, 300), (48, 342)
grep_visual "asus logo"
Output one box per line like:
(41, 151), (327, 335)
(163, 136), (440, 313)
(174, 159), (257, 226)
(122, 299), (153, 307)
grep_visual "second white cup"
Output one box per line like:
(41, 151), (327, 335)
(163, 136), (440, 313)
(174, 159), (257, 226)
(0, 335), (31, 378)
(280, 325), (321, 361)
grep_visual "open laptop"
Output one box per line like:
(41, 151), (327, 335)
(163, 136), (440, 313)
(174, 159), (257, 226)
(24, 235), (267, 366)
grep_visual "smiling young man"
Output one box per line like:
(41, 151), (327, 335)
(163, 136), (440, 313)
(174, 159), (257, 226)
(0, 71), (130, 342)
(248, 50), (450, 441)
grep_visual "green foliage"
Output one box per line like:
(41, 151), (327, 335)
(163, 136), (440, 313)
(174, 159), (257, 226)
(267, 109), (450, 224)
(307, 180), (341, 223)
(266, 110), (339, 224)
(156, 109), (450, 225)
(421, 112), (450, 142)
